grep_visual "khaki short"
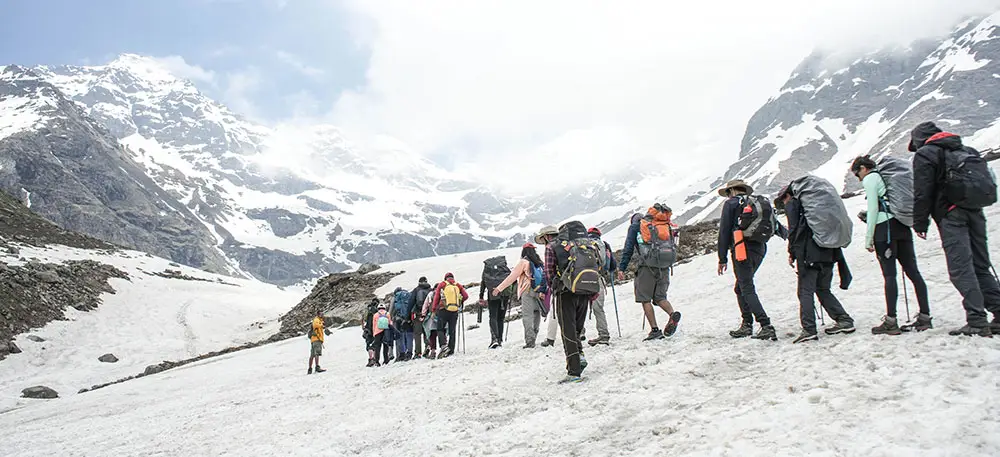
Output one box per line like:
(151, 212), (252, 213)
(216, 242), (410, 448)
(310, 340), (323, 357)
(634, 267), (670, 303)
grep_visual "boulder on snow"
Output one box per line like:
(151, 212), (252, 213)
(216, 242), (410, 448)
(21, 386), (58, 399)
(357, 263), (381, 274)
(98, 353), (119, 363)
(5, 245), (18, 255)
(7, 341), (21, 354)
(26, 335), (45, 342)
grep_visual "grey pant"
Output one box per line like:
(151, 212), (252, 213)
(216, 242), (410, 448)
(938, 208), (1000, 327)
(797, 262), (853, 334)
(520, 289), (543, 345)
(591, 279), (610, 339)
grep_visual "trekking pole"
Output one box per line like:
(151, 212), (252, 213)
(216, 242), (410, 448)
(461, 308), (466, 354)
(504, 303), (511, 342)
(610, 275), (621, 338)
(901, 275), (911, 322)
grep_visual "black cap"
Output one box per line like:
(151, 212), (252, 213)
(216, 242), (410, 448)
(908, 121), (942, 152)
(418, 276), (427, 283)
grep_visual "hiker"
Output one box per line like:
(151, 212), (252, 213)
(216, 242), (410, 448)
(363, 299), (378, 367)
(776, 178), (856, 344)
(851, 155), (933, 334)
(480, 256), (514, 348)
(409, 277), (433, 359)
(586, 227), (617, 346)
(392, 287), (415, 361)
(717, 179), (778, 341)
(370, 302), (393, 366)
(617, 205), (682, 341)
(420, 285), (436, 358)
(535, 226), (561, 348)
(910, 121), (1000, 337)
(546, 220), (603, 383)
(430, 272), (468, 358)
(492, 243), (546, 348)
(308, 310), (326, 374)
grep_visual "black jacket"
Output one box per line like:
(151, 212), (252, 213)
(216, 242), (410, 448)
(410, 281), (432, 317)
(911, 123), (978, 233)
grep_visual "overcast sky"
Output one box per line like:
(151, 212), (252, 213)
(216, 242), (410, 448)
(4, 0), (1000, 191)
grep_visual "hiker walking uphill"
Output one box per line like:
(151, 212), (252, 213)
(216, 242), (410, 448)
(430, 272), (469, 358)
(776, 176), (856, 344)
(546, 220), (603, 383)
(307, 310), (326, 374)
(409, 277), (433, 359)
(391, 287), (415, 361)
(910, 121), (1000, 337)
(480, 256), (514, 349)
(850, 155), (933, 335)
(362, 299), (379, 367)
(535, 225), (561, 348)
(586, 227), (617, 346)
(617, 204), (682, 341)
(717, 180), (780, 341)
(492, 243), (547, 348)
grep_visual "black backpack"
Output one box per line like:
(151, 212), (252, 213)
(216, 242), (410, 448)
(555, 221), (602, 295)
(482, 256), (511, 296)
(737, 195), (776, 243)
(943, 148), (997, 210)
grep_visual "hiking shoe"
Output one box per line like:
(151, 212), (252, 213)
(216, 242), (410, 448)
(489, 341), (500, 349)
(540, 339), (555, 347)
(729, 322), (753, 338)
(793, 331), (818, 344)
(307, 367), (313, 375)
(523, 342), (535, 349)
(644, 328), (664, 341)
(422, 348), (431, 358)
(948, 325), (993, 337)
(558, 375), (584, 384)
(365, 359), (375, 368)
(872, 316), (902, 336)
(412, 353), (422, 360)
(824, 320), (856, 335)
(664, 312), (682, 336)
(437, 348), (453, 359)
(588, 337), (610, 346)
(315, 367), (326, 373)
(900, 314), (933, 332)
(752, 325), (777, 341)
(990, 316), (1000, 333)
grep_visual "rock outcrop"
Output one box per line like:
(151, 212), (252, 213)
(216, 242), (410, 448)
(21, 386), (58, 399)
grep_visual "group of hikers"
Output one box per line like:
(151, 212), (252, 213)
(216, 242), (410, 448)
(308, 121), (999, 382)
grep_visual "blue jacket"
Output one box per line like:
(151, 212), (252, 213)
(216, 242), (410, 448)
(618, 216), (642, 271)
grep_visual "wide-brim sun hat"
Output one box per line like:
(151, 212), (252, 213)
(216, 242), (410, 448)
(718, 179), (754, 197)
(534, 225), (559, 245)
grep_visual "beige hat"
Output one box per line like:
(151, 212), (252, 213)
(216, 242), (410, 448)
(718, 179), (754, 197)
(534, 225), (559, 245)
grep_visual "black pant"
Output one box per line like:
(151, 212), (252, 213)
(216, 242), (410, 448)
(413, 317), (425, 355)
(437, 310), (459, 353)
(733, 243), (770, 326)
(874, 235), (930, 317)
(371, 332), (386, 364)
(938, 208), (1000, 327)
(797, 262), (852, 334)
(488, 298), (508, 343)
(556, 293), (589, 377)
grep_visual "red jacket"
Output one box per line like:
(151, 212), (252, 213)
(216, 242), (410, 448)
(431, 279), (468, 312)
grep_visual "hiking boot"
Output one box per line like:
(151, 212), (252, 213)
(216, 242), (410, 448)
(412, 353), (422, 360)
(580, 353), (588, 372)
(948, 325), (993, 337)
(729, 322), (753, 338)
(588, 336), (610, 346)
(437, 348), (453, 359)
(422, 348), (431, 358)
(489, 340), (500, 349)
(751, 325), (777, 341)
(307, 367), (313, 375)
(824, 320), (856, 335)
(664, 312), (682, 336)
(315, 367), (326, 373)
(871, 316), (902, 336)
(540, 339), (555, 347)
(365, 359), (375, 368)
(644, 328), (664, 341)
(793, 331), (818, 344)
(990, 315), (1000, 333)
(900, 314), (933, 332)
(558, 375), (584, 384)
(523, 342), (535, 349)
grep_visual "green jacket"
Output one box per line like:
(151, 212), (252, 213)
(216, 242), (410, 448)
(863, 172), (891, 249)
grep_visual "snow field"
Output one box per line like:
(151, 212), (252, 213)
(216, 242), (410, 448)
(2, 189), (1000, 456)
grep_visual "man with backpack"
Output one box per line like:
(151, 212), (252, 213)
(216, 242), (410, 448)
(409, 277), (433, 359)
(363, 298), (379, 367)
(586, 227), (617, 346)
(546, 220), (602, 383)
(391, 287), (414, 361)
(910, 121), (1000, 337)
(617, 205), (682, 341)
(431, 272), (469, 358)
(776, 177), (856, 344)
(480, 256), (513, 349)
(535, 225), (561, 348)
(717, 180), (778, 341)
(307, 309), (326, 374)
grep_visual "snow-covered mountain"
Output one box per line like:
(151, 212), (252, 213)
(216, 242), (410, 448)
(677, 12), (1000, 223)
(0, 54), (689, 286)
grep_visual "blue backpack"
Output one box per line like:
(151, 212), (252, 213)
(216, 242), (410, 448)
(531, 263), (547, 293)
(393, 289), (413, 320)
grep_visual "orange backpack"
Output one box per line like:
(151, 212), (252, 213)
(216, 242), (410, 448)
(637, 206), (677, 268)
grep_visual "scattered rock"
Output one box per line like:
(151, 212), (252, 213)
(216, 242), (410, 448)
(357, 263), (381, 275)
(275, 267), (401, 337)
(21, 386), (58, 399)
(26, 335), (45, 342)
(35, 270), (61, 283)
(6, 246), (18, 255)
(7, 341), (21, 354)
(98, 353), (119, 363)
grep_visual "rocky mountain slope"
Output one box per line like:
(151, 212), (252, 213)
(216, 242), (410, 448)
(677, 11), (1000, 223)
(1, 55), (686, 286)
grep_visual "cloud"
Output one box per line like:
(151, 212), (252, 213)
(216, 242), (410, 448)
(223, 67), (263, 119)
(327, 0), (1000, 191)
(274, 50), (324, 78)
(151, 55), (217, 83)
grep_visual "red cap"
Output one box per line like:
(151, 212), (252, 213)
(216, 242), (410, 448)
(588, 227), (602, 236)
(444, 272), (454, 279)
(522, 242), (536, 249)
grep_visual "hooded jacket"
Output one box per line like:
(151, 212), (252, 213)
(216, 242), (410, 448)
(409, 279), (433, 319)
(910, 122), (983, 232)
